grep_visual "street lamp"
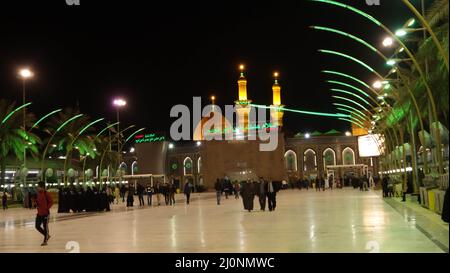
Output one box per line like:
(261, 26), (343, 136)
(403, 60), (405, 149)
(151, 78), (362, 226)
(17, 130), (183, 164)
(18, 68), (34, 172)
(113, 98), (127, 153)
(304, 133), (311, 139)
(382, 37), (394, 47)
(372, 80), (383, 89)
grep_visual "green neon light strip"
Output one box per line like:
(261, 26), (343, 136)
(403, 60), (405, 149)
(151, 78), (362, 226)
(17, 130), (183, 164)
(336, 107), (367, 122)
(125, 128), (146, 143)
(56, 114), (83, 132)
(312, 26), (377, 52)
(31, 109), (63, 130)
(250, 104), (349, 118)
(338, 118), (365, 129)
(333, 96), (368, 112)
(309, 0), (381, 26)
(78, 118), (104, 136)
(318, 49), (377, 74)
(96, 122), (120, 138)
(321, 70), (370, 89)
(1, 102), (32, 124)
(327, 80), (369, 98)
(348, 115), (366, 127)
(330, 89), (371, 106)
(333, 103), (367, 120)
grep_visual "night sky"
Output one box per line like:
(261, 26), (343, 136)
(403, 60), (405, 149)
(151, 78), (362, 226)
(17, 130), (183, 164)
(0, 0), (413, 137)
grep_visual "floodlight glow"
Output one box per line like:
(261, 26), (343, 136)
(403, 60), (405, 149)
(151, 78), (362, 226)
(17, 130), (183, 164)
(113, 98), (127, 107)
(168, 143), (174, 149)
(345, 131), (352, 136)
(373, 81), (383, 89)
(305, 133), (311, 139)
(386, 59), (396, 66)
(19, 68), (33, 79)
(382, 37), (394, 47)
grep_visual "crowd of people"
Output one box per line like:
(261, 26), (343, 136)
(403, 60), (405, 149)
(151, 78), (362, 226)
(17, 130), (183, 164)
(214, 176), (281, 212)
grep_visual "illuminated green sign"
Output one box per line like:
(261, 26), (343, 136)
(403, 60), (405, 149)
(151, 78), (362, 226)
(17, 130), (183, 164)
(207, 122), (277, 134)
(135, 133), (165, 143)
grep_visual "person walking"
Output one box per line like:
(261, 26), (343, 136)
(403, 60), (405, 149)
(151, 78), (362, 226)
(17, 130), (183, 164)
(146, 185), (154, 206)
(2, 191), (7, 210)
(240, 180), (255, 212)
(258, 177), (267, 211)
(137, 184), (145, 206)
(234, 181), (240, 199)
(120, 184), (126, 203)
(184, 181), (192, 205)
(267, 179), (277, 212)
(328, 175), (333, 190)
(126, 185), (134, 207)
(214, 179), (222, 205)
(114, 185), (120, 204)
(169, 183), (176, 206)
(155, 183), (162, 206)
(35, 182), (53, 246)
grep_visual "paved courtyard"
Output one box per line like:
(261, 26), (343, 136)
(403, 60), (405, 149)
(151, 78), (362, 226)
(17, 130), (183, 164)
(0, 188), (447, 253)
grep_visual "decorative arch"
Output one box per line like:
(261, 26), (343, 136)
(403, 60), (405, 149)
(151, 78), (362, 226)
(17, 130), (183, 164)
(183, 157), (193, 176)
(197, 157), (202, 173)
(284, 150), (298, 172)
(118, 162), (127, 174)
(342, 147), (356, 165)
(131, 161), (138, 175)
(323, 148), (336, 169)
(304, 148), (317, 172)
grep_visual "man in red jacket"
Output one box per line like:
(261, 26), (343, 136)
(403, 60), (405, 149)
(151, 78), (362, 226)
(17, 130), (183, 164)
(36, 181), (53, 246)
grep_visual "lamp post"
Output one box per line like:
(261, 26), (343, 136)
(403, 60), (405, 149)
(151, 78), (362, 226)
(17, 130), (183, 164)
(18, 68), (33, 170)
(113, 98), (126, 156)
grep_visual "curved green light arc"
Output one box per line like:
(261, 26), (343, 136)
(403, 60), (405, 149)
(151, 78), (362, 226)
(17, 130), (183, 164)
(333, 96), (368, 113)
(327, 80), (370, 98)
(322, 70), (370, 89)
(78, 118), (105, 137)
(330, 89), (371, 106)
(125, 128), (146, 144)
(56, 114), (84, 133)
(333, 103), (367, 119)
(336, 107), (368, 122)
(31, 109), (63, 131)
(312, 26), (389, 62)
(250, 104), (349, 118)
(1, 102), (32, 124)
(318, 49), (383, 79)
(309, 0), (382, 26)
(311, 26), (378, 52)
(338, 118), (365, 129)
(96, 122), (120, 138)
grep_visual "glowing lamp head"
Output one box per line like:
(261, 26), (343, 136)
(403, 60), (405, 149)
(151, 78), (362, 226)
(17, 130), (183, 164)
(373, 81), (383, 89)
(19, 68), (33, 79)
(304, 133), (311, 139)
(239, 64), (245, 71)
(345, 131), (352, 137)
(382, 37), (394, 47)
(130, 147), (135, 153)
(406, 18), (415, 27)
(395, 29), (407, 37)
(168, 143), (174, 149)
(274, 72), (279, 78)
(113, 98), (127, 107)
(196, 141), (201, 147)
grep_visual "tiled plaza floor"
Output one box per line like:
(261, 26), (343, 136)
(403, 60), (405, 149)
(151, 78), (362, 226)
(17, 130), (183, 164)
(0, 188), (447, 253)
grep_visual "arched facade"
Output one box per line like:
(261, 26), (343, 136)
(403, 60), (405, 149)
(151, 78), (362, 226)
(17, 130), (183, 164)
(342, 147), (356, 165)
(183, 157), (193, 176)
(284, 150), (298, 172)
(304, 149), (317, 172)
(323, 148), (336, 169)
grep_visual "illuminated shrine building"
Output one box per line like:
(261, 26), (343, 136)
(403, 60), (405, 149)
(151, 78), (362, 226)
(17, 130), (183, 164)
(132, 68), (380, 190)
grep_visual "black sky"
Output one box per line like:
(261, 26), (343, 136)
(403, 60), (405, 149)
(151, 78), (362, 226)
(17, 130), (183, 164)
(0, 0), (413, 137)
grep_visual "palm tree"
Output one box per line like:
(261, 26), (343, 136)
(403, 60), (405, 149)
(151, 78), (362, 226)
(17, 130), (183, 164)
(0, 99), (40, 186)
(43, 108), (97, 184)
